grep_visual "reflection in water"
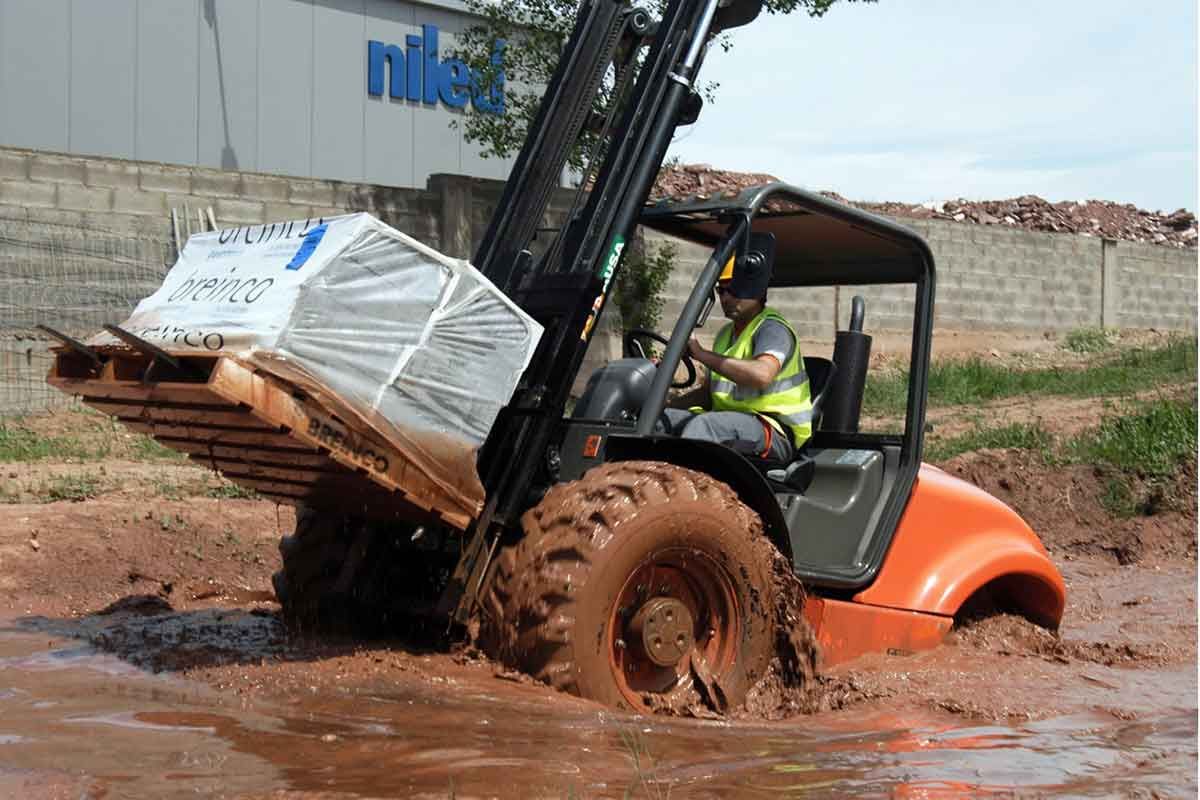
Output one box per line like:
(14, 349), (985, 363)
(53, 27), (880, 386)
(0, 623), (1194, 798)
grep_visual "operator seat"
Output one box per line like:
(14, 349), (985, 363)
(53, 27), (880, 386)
(745, 355), (833, 493)
(803, 355), (836, 431)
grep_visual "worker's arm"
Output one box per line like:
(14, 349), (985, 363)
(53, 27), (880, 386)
(687, 335), (781, 391)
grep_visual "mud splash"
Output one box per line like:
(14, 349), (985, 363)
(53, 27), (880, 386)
(954, 613), (1178, 667)
(740, 547), (822, 719)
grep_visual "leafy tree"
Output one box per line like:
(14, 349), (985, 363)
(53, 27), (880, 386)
(453, 0), (872, 168)
(613, 238), (677, 335)
(453, 1), (871, 339)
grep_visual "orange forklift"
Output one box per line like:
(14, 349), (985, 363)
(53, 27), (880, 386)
(31, 0), (1062, 713)
(269, 0), (1065, 713)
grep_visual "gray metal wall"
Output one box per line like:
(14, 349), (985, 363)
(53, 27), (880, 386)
(0, 0), (512, 188)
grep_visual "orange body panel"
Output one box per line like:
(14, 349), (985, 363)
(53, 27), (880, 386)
(803, 596), (952, 668)
(854, 464), (1066, 628)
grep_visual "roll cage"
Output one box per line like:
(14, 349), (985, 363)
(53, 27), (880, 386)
(630, 182), (938, 589)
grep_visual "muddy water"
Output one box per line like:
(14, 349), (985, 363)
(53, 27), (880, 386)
(0, 615), (1194, 799)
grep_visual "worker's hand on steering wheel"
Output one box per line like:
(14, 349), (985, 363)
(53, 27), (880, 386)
(687, 335), (706, 361)
(623, 329), (698, 389)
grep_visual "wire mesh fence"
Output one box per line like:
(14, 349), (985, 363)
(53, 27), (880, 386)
(0, 215), (173, 416)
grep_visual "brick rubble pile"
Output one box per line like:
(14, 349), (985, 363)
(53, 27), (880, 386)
(652, 164), (1198, 249)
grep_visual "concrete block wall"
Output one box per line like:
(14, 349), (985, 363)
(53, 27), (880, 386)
(650, 216), (1194, 345)
(913, 219), (1104, 332)
(0, 147), (442, 249)
(1, 145), (1194, 360)
(1112, 240), (1198, 331)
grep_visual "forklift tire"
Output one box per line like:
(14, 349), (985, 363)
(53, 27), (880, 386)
(480, 461), (778, 713)
(272, 505), (357, 629)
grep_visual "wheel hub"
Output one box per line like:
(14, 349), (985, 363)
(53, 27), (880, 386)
(628, 596), (695, 667)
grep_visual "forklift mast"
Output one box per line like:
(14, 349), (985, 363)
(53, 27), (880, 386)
(475, 0), (760, 509)
(443, 0), (762, 621)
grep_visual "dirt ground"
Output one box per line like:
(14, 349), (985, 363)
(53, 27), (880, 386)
(0, 386), (1194, 729)
(0, 327), (1196, 798)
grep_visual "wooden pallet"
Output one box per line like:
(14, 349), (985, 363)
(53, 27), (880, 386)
(48, 348), (478, 530)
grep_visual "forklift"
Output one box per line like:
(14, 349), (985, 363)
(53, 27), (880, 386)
(273, 0), (1065, 713)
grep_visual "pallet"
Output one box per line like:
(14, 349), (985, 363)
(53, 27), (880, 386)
(48, 348), (478, 530)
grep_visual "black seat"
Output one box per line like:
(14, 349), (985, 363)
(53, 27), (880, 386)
(755, 357), (836, 493)
(803, 356), (836, 432)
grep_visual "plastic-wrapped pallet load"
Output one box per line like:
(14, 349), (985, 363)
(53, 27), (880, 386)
(83, 213), (543, 525)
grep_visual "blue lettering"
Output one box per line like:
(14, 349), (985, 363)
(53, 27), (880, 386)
(405, 34), (423, 101)
(367, 40), (406, 99)
(438, 58), (471, 109)
(366, 25), (505, 115)
(422, 24), (440, 105)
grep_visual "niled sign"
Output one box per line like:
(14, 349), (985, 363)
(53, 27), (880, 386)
(368, 25), (505, 115)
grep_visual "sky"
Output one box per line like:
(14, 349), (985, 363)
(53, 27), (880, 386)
(668, 0), (1198, 212)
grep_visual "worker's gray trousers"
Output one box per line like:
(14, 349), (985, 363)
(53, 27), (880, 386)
(657, 409), (794, 462)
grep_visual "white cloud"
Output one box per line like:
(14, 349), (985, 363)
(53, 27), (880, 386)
(670, 0), (1198, 211)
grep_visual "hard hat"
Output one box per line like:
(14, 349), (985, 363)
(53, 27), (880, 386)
(719, 254), (736, 283)
(719, 232), (775, 300)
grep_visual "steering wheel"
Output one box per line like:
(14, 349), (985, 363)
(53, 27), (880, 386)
(623, 329), (698, 390)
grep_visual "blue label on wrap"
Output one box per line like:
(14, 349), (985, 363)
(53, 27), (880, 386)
(286, 224), (328, 271)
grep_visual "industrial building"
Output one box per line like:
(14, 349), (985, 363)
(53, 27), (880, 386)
(0, 0), (515, 189)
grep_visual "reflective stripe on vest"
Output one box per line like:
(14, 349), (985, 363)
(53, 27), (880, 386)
(710, 307), (813, 447)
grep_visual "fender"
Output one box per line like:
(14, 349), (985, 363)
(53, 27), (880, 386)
(855, 464), (1066, 628)
(602, 434), (792, 560)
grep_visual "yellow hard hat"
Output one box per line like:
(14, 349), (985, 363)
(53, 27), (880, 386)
(719, 254), (735, 283)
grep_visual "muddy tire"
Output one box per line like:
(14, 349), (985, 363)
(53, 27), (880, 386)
(480, 461), (779, 713)
(272, 506), (360, 628)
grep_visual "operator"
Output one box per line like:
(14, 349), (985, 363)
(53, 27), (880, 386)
(659, 234), (813, 461)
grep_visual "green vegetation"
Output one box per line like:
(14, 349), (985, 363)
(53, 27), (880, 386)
(153, 478), (185, 500)
(129, 434), (187, 461)
(1063, 327), (1114, 354)
(613, 240), (677, 337)
(0, 415), (185, 463)
(43, 473), (101, 502)
(1068, 397), (1197, 477)
(1070, 398), (1197, 518)
(207, 482), (259, 500)
(865, 337), (1196, 416)
(1098, 476), (1137, 518)
(0, 423), (97, 462)
(926, 398), (1197, 519)
(454, 0), (874, 170)
(925, 422), (1054, 463)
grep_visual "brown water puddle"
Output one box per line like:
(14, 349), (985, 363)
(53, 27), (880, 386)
(0, 614), (1194, 799)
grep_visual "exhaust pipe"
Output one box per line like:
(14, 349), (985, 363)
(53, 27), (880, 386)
(823, 296), (872, 433)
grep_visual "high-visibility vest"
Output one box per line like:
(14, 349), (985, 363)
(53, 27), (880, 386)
(710, 307), (813, 448)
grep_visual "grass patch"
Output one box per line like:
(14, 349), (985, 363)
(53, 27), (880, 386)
(1067, 398), (1197, 518)
(1063, 327), (1113, 354)
(865, 337), (1196, 415)
(0, 415), (186, 464)
(206, 481), (259, 500)
(0, 424), (96, 462)
(925, 422), (1054, 462)
(1067, 398), (1197, 477)
(43, 473), (101, 502)
(129, 435), (187, 461)
(1099, 477), (1138, 518)
(929, 398), (1197, 519)
(153, 478), (186, 500)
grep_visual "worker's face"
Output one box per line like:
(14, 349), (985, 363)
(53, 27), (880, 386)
(718, 284), (761, 323)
